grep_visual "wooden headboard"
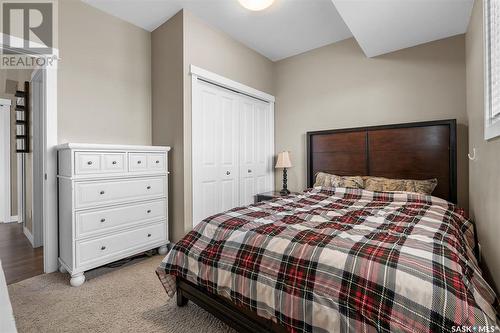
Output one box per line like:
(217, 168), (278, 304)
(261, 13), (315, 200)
(306, 120), (457, 203)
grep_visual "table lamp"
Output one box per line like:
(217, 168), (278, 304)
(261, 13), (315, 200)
(275, 151), (292, 195)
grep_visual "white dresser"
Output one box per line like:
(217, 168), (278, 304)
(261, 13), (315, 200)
(56, 144), (170, 287)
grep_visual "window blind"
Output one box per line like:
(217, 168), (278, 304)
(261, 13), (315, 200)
(487, 0), (500, 118)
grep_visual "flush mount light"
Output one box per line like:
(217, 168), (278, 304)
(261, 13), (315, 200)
(238, 0), (275, 11)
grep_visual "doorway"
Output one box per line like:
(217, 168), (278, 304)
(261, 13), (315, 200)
(0, 75), (44, 284)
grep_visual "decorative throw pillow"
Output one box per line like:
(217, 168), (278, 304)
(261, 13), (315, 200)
(314, 172), (364, 189)
(364, 177), (438, 195)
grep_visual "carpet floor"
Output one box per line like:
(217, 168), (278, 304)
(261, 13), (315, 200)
(8, 255), (234, 333)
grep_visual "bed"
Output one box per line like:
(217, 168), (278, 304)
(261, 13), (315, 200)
(156, 120), (499, 332)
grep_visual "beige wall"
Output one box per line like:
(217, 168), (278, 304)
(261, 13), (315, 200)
(466, 0), (500, 289)
(58, 0), (152, 145)
(274, 36), (469, 208)
(151, 11), (184, 243)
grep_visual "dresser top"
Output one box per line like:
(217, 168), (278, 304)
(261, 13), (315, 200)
(56, 143), (171, 152)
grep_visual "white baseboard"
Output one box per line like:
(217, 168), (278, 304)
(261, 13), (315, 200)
(23, 226), (34, 247)
(1, 216), (18, 223)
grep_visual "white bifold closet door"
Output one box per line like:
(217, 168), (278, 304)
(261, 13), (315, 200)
(193, 80), (273, 227)
(239, 96), (271, 206)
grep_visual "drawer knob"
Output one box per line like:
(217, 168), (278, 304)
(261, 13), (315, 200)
(248, 169), (252, 173)
(137, 160), (142, 164)
(101, 246), (106, 251)
(155, 160), (160, 164)
(226, 171), (231, 175)
(147, 210), (151, 214)
(100, 190), (105, 195)
(147, 233), (152, 237)
(112, 161), (117, 165)
(87, 161), (93, 165)
(147, 186), (151, 190)
(100, 218), (106, 223)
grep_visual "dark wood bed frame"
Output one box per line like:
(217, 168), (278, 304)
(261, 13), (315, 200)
(176, 119), (465, 332)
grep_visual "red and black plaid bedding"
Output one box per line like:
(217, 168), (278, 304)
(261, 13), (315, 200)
(156, 187), (499, 332)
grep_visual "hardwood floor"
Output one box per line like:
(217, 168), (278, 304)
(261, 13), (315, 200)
(0, 223), (43, 285)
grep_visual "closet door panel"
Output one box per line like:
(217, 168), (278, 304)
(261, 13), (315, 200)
(239, 98), (257, 206)
(219, 92), (239, 212)
(194, 81), (241, 224)
(239, 97), (272, 206)
(198, 88), (221, 219)
(254, 101), (270, 190)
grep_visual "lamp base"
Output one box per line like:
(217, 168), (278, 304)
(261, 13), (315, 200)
(280, 189), (291, 196)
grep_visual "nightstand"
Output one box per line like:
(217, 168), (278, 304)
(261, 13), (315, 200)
(255, 191), (300, 203)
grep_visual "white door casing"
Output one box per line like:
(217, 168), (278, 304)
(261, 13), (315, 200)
(191, 66), (275, 228)
(32, 70), (44, 247)
(31, 67), (59, 273)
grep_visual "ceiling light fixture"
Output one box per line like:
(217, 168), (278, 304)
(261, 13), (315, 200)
(238, 0), (275, 11)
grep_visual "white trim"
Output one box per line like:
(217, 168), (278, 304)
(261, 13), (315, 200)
(31, 70), (43, 248)
(484, 0), (500, 140)
(6, 216), (18, 223)
(23, 225), (34, 247)
(40, 67), (59, 272)
(0, 100), (12, 224)
(190, 65), (275, 103)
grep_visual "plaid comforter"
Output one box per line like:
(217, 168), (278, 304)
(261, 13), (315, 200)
(157, 187), (499, 332)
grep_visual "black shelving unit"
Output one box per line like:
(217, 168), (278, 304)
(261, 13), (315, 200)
(15, 81), (30, 153)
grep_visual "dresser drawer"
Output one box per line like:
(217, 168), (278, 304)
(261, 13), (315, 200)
(129, 153), (166, 173)
(75, 199), (166, 239)
(76, 222), (166, 267)
(74, 177), (166, 209)
(129, 153), (148, 172)
(75, 152), (127, 175)
(147, 153), (166, 171)
(102, 153), (126, 173)
(75, 153), (101, 174)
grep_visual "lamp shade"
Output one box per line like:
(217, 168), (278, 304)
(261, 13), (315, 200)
(275, 151), (292, 169)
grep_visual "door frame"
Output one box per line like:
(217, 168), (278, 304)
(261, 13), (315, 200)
(31, 69), (44, 248)
(0, 33), (59, 273)
(32, 66), (58, 272)
(190, 65), (275, 228)
(0, 98), (16, 223)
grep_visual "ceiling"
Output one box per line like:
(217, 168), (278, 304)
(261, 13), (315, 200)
(83, 0), (474, 61)
(83, 0), (352, 61)
(332, 0), (474, 58)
